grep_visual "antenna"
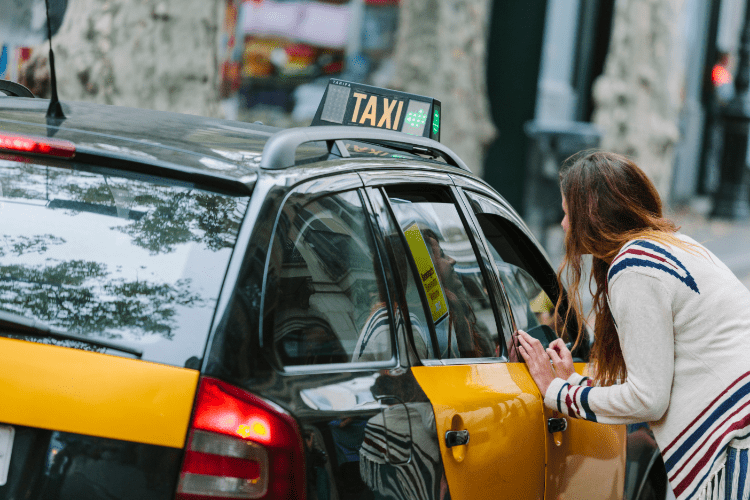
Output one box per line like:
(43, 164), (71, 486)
(45, 0), (65, 119)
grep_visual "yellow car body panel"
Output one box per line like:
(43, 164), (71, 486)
(544, 363), (626, 500)
(0, 337), (199, 448)
(412, 363), (546, 500)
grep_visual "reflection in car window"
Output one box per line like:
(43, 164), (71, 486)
(466, 191), (559, 350)
(266, 189), (391, 366)
(364, 187), (433, 363)
(385, 187), (499, 360)
(0, 160), (249, 367)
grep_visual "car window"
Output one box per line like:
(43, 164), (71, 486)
(465, 191), (573, 353)
(363, 187), (433, 363)
(384, 186), (500, 360)
(265, 189), (393, 367)
(0, 159), (249, 367)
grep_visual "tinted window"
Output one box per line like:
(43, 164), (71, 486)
(0, 159), (248, 367)
(265, 189), (392, 366)
(465, 191), (581, 356)
(385, 187), (500, 360)
(364, 187), (433, 363)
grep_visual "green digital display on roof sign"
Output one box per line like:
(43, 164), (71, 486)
(312, 79), (442, 142)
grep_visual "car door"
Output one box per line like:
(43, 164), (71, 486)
(458, 183), (627, 500)
(361, 171), (547, 500)
(250, 173), (457, 500)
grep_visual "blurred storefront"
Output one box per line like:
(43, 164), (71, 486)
(0, 46), (33, 83)
(218, 0), (399, 125)
(1, 0), (66, 87)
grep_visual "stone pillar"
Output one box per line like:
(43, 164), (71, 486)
(21, 0), (223, 118)
(390, 0), (497, 176)
(592, 0), (686, 198)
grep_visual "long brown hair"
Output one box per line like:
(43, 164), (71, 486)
(556, 151), (683, 386)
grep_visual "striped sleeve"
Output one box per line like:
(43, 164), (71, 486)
(544, 271), (675, 424)
(567, 372), (593, 387)
(545, 378), (599, 421)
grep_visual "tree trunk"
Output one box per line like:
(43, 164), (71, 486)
(21, 0), (223, 118)
(390, 0), (496, 176)
(592, 0), (686, 197)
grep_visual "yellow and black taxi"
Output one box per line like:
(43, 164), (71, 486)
(0, 79), (667, 500)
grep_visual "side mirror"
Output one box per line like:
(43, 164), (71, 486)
(528, 325), (587, 362)
(525, 324), (557, 348)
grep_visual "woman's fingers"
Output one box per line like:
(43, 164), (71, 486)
(515, 330), (555, 394)
(546, 347), (562, 363)
(516, 330), (547, 362)
(549, 338), (565, 352)
(546, 338), (575, 379)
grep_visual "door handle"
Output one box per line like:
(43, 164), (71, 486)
(547, 417), (567, 433)
(445, 429), (470, 448)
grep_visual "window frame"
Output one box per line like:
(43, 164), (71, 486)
(371, 181), (512, 364)
(459, 187), (588, 361)
(260, 175), (403, 374)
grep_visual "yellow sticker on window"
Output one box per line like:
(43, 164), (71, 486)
(403, 223), (449, 323)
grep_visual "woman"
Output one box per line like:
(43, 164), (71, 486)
(517, 151), (750, 500)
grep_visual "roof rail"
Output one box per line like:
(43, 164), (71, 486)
(0, 81), (35, 98)
(259, 126), (470, 171)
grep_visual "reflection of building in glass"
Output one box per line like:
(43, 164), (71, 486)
(273, 191), (383, 361)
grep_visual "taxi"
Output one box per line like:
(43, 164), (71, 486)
(0, 79), (666, 500)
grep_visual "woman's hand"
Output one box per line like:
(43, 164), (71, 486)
(546, 338), (575, 380)
(516, 330), (556, 395)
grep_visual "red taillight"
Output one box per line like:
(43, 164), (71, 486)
(177, 377), (306, 500)
(0, 132), (75, 158)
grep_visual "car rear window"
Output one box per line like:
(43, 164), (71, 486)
(0, 158), (249, 368)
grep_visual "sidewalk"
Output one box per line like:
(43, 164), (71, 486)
(669, 196), (750, 290)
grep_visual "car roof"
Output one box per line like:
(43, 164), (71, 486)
(0, 97), (489, 192)
(0, 98), (281, 185)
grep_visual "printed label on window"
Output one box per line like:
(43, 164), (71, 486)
(403, 223), (448, 324)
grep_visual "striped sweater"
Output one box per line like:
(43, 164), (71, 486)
(545, 235), (750, 500)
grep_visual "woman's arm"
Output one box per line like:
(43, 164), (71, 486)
(520, 272), (675, 425)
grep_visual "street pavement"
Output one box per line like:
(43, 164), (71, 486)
(670, 196), (750, 290)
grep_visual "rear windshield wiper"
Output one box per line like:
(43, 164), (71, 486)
(0, 310), (143, 358)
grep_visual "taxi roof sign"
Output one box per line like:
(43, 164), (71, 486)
(312, 79), (441, 142)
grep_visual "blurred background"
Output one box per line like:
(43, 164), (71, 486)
(4, 0), (750, 293)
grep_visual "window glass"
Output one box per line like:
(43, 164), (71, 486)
(0, 159), (248, 367)
(465, 191), (560, 351)
(385, 187), (499, 360)
(363, 187), (433, 363)
(266, 189), (392, 366)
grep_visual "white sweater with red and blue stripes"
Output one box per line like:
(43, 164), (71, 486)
(545, 235), (750, 500)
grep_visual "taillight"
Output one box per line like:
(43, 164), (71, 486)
(0, 132), (75, 158)
(177, 377), (306, 500)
